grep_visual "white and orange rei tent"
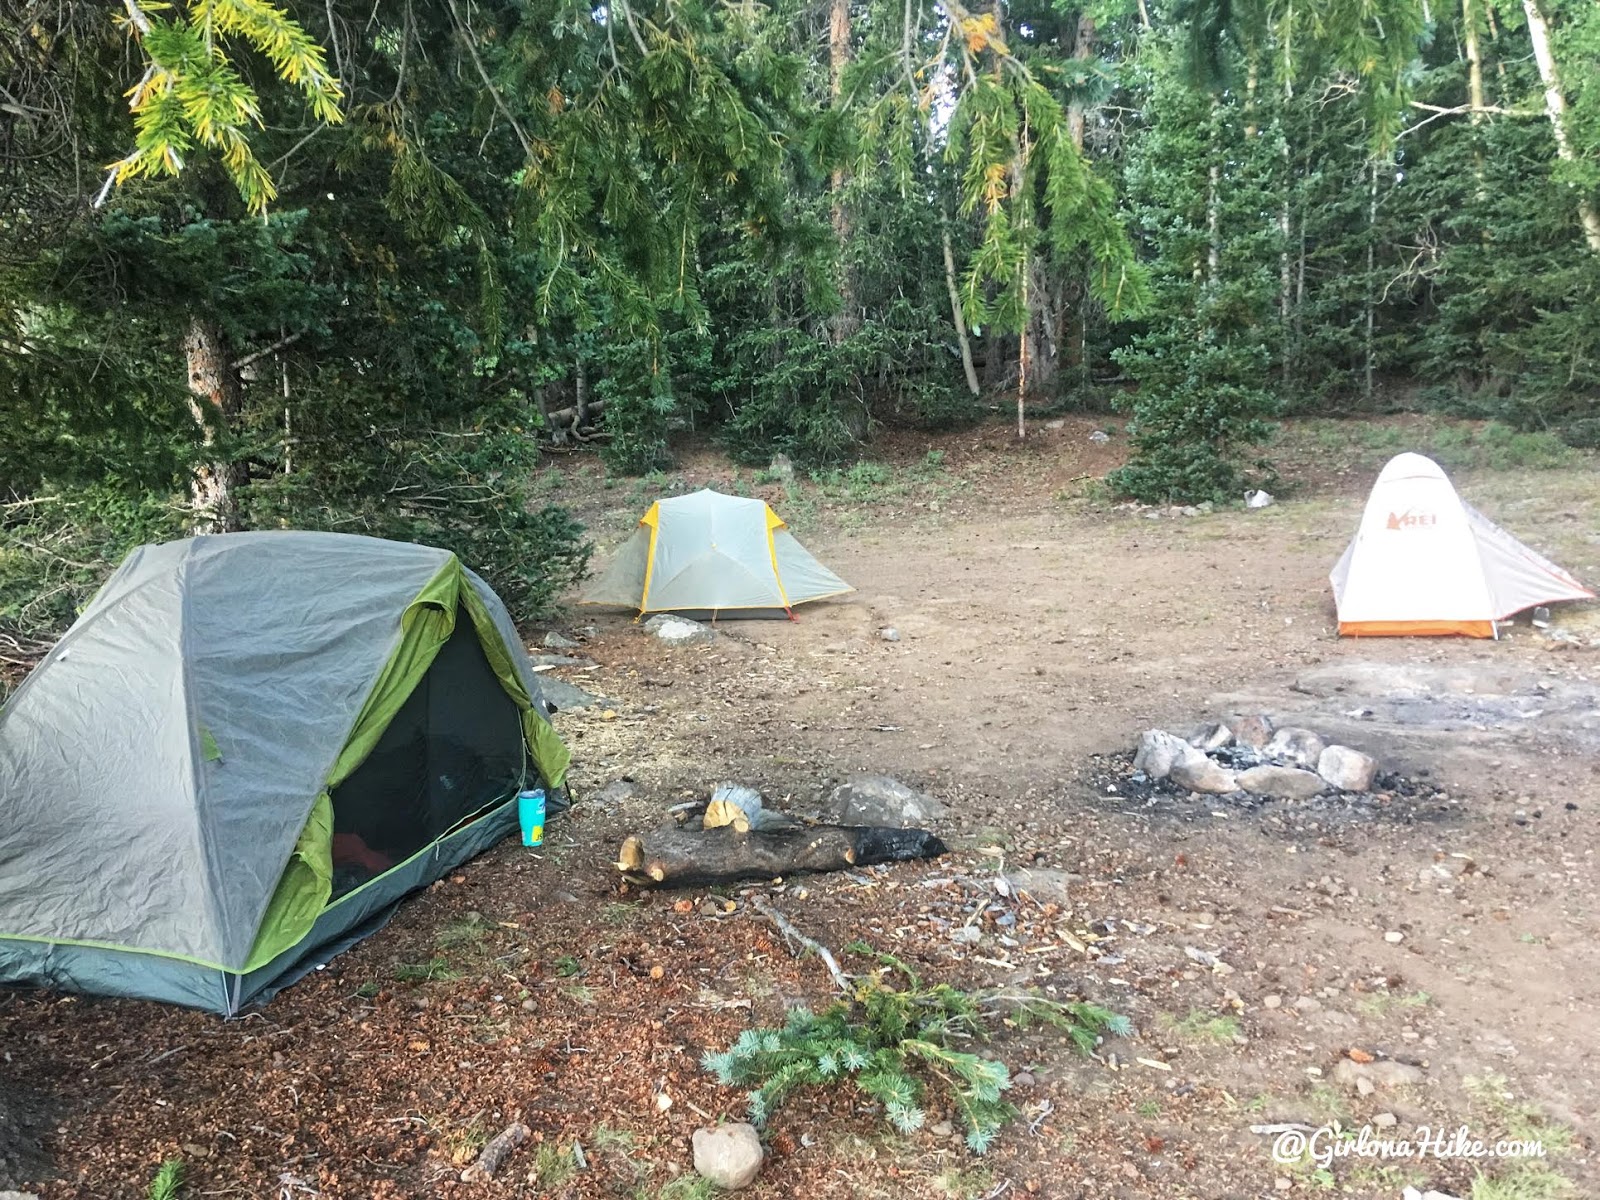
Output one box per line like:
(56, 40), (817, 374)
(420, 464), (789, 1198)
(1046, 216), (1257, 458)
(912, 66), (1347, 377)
(581, 488), (852, 618)
(1330, 452), (1593, 637)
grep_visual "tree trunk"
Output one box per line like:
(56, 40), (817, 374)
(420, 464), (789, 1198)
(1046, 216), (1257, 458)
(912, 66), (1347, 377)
(1463, 0), (1484, 122)
(1364, 158), (1378, 404)
(942, 224), (981, 396)
(1066, 14), (1095, 152)
(828, 0), (858, 342)
(573, 355), (589, 428)
(1521, 0), (1600, 252)
(1017, 248), (1030, 438)
(184, 317), (246, 534)
(615, 822), (946, 887)
(1205, 100), (1221, 284)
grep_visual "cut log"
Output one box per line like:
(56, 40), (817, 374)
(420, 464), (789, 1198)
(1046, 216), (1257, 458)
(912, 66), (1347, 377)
(615, 823), (945, 887)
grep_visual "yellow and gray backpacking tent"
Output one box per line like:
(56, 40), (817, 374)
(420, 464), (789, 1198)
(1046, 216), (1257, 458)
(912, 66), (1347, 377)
(0, 532), (569, 1014)
(581, 489), (852, 618)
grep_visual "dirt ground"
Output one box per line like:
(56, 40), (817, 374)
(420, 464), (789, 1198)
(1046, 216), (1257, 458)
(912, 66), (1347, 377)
(3, 416), (1599, 1200)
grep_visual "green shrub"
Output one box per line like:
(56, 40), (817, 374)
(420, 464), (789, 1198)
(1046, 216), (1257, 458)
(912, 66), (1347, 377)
(701, 946), (1126, 1154)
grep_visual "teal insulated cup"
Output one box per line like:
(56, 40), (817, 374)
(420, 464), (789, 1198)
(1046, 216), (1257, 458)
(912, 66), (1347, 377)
(518, 788), (546, 847)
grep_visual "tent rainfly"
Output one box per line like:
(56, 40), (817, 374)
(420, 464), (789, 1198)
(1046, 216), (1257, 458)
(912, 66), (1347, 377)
(0, 532), (570, 1014)
(1331, 452), (1594, 637)
(581, 489), (852, 618)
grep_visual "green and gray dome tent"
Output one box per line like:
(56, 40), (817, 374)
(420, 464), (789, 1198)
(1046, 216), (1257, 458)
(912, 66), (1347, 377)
(0, 532), (569, 1015)
(580, 489), (852, 618)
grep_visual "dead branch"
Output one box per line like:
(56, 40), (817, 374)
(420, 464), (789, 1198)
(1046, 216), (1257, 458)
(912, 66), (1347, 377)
(460, 1121), (529, 1183)
(750, 895), (850, 991)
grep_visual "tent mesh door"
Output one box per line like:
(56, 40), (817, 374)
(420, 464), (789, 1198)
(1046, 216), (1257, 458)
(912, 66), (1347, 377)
(328, 608), (527, 896)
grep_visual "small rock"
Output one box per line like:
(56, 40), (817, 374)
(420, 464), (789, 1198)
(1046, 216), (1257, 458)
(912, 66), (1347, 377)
(1246, 489), (1275, 509)
(1133, 729), (1200, 781)
(1233, 714), (1274, 750)
(1263, 995), (1282, 1009)
(553, 890), (580, 904)
(1169, 756), (1238, 794)
(879, 626), (901, 642)
(1089, 429), (1110, 443)
(588, 780), (638, 812)
(542, 631), (581, 650)
(522, 998), (536, 1011)
(1292, 996), (1322, 1012)
(0, 1193), (43, 1200)
(643, 614), (715, 643)
(1374, 1112), (1398, 1128)
(692, 1123), (765, 1190)
(1318, 745), (1379, 792)
(1265, 727), (1327, 770)
(831, 775), (945, 825)
(1237, 765), (1326, 800)
(1384, 931), (1404, 944)
(1331, 1058), (1424, 1093)
(1187, 722), (1234, 752)
(1012, 1072), (1036, 1087)
(930, 1120), (955, 1138)
(1045, 419), (1066, 430)
(951, 925), (982, 945)
(1001, 867), (1082, 905)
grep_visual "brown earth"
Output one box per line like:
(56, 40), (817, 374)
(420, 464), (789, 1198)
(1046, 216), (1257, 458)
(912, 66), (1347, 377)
(3, 416), (1599, 1200)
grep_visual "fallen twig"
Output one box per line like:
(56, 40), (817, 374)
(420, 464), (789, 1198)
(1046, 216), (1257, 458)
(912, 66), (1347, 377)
(750, 895), (851, 991)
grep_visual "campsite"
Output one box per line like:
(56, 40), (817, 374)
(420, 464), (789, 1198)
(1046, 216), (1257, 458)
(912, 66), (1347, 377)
(3, 418), (1598, 1199)
(7, 0), (1600, 1193)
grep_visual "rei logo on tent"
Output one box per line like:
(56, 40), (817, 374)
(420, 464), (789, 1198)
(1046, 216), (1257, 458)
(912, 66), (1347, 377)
(1385, 508), (1437, 530)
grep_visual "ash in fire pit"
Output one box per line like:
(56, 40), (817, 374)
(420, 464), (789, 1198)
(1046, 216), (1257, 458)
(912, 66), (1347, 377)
(1090, 714), (1460, 825)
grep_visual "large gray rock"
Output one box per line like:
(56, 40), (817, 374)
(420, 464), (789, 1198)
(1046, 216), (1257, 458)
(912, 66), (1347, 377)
(536, 676), (603, 712)
(832, 776), (945, 826)
(1318, 745), (1379, 792)
(692, 1122), (765, 1190)
(1133, 729), (1200, 780)
(643, 614), (715, 644)
(1169, 756), (1239, 794)
(1237, 765), (1327, 800)
(1265, 726), (1326, 769)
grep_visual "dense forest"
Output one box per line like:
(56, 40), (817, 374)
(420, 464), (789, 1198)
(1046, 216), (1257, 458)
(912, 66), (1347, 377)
(3, 0), (1598, 637)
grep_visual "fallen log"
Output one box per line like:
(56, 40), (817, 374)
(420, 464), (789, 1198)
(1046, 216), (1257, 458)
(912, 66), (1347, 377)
(615, 823), (946, 887)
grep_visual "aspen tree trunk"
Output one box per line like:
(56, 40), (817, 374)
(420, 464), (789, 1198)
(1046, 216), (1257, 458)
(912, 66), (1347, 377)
(1463, 0), (1485, 122)
(828, 0), (859, 341)
(1520, 0), (1600, 252)
(184, 317), (246, 535)
(1364, 158), (1378, 404)
(1279, 10), (1294, 378)
(942, 224), (982, 396)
